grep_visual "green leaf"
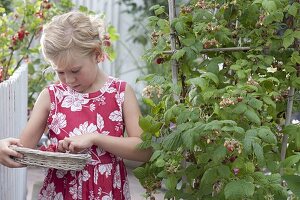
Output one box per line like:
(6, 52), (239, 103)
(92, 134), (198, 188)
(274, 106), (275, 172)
(248, 98), (263, 110)
(232, 102), (247, 114)
(252, 142), (265, 166)
(282, 175), (300, 197)
(245, 107), (261, 125)
(201, 72), (219, 85)
(281, 154), (300, 168)
(291, 52), (300, 64)
(283, 29), (294, 49)
(171, 49), (186, 61)
(162, 131), (182, 151)
(257, 127), (277, 144)
(165, 175), (178, 190)
(224, 180), (255, 199)
(187, 77), (208, 90)
(174, 21), (186, 35)
(262, 96), (276, 108)
(288, 3), (298, 17)
(262, 0), (277, 12)
(132, 167), (147, 179)
(294, 31), (300, 39)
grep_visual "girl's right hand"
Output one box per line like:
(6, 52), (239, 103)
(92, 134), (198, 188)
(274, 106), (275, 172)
(0, 138), (24, 168)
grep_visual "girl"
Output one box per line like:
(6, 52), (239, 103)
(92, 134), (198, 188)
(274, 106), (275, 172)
(15, 11), (151, 199)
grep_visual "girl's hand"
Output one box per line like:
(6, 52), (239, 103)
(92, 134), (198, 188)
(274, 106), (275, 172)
(58, 133), (96, 153)
(0, 138), (24, 168)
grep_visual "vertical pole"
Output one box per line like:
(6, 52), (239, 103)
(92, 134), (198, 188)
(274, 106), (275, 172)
(168, 0), (179, 102)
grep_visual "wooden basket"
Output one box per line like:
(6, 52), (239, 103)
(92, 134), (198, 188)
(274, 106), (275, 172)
(9, 145), (91, 171)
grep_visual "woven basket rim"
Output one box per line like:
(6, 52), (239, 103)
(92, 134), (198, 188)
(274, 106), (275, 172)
(9, 145), (91, 160)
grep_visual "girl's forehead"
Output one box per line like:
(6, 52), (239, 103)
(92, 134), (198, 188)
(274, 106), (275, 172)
(52, 51), (90, 69)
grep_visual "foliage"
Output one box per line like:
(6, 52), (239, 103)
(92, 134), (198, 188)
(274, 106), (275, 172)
(136, 0), (300, 199)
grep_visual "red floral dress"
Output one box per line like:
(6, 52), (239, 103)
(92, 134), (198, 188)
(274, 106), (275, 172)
(38, 76), (131, 200)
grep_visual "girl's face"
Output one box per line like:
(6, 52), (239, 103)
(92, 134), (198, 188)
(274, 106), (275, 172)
(52, 52), (99, 93)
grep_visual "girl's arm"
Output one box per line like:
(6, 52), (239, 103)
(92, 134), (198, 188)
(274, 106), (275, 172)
(19, 88), (50, 148)
(0, 138), (24, 168)
(59, 84), (152, 162)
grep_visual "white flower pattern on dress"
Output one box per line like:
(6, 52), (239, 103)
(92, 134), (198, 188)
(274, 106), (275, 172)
(39, 182), (56, 200)
(49, 113), (67, 135)
(61, 90), (89, 111)
(102, 191), (113, 200)
(109, 110), (122, 122)
(56, 170), (67, 179)
(70, 122), (97, 137)
(54, 192), (63, 200)
(99, 164), (112, 178)
(123, 180), (131, 200)
(113, 165), (121, 189)
(97, 114), (104, 131)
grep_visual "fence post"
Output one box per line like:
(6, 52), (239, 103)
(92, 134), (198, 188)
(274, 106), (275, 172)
(0, 64), (28, 200)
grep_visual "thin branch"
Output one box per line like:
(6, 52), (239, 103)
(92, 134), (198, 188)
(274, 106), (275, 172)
(162, 47), (251, 55)
(11, 30), (36, 75)
(168, 0), (179, 102)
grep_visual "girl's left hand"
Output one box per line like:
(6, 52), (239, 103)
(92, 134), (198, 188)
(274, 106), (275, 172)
(58, 133), (96, 153)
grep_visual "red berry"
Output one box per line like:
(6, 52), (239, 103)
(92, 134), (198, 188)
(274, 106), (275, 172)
(103, 40), (111, 47)
(155, 57), (164, 64)
(18, 31), (25, 41)
(229, 156), (237, 162)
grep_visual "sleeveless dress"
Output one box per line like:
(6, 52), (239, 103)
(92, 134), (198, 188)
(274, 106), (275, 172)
(38, 76), (131, 200)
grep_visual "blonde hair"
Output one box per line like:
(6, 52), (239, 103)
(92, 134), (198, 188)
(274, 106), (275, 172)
(41, 11), (105, 65)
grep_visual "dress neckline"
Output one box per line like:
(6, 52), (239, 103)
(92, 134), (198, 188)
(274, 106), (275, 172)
(60, 76), (114, 98)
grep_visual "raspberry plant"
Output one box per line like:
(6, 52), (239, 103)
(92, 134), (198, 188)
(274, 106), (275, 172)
(135, 0), (300, 199)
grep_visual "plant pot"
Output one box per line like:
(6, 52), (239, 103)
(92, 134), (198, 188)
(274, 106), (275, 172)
(0, 64), (28, 199)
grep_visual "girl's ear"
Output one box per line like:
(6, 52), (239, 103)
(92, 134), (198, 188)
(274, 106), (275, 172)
(95, 50), (104, 63)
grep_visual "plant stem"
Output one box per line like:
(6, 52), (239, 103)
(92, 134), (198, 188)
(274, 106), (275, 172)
(162, 47), (251, 55)
(168, 0), (179, 102)
(11, 31), (36, 75)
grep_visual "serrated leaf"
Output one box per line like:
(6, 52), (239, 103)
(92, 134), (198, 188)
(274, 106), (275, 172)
(201, 72), (219, 85)
(283, 29), (294, 49)
(262, 96), (276, 108)
(174, 21), (186, 35)
(162, 131), (182, 151)
(288, 3), (298, 17)
(232, 102), (247, 114)
(171, 49), (186, 61)
(281, 154), (300, 168)
(252, 142), (265, 166)
(248, 98), (263, 110)
(245, 107), (261, 125)
(165, 175), (178, 190)
(224, 180), (255, 199)
(262, 0), (277, 12)
(257, 127), (277, 144)
(132, 167), (147, 179)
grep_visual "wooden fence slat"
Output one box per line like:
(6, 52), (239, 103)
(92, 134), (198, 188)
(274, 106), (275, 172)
(0, 64), (27, 200)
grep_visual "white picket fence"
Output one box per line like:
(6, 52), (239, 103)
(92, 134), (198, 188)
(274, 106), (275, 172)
(0, 64), (28, 200)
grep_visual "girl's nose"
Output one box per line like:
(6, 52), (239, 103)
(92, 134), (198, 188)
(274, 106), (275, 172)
(65, 74), (76, 85)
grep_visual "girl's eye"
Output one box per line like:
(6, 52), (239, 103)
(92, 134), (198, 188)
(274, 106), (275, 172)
(72, 69), (80, 73)
(57, 72), (64, 75)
